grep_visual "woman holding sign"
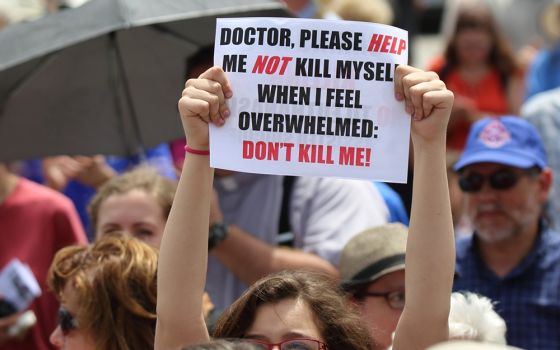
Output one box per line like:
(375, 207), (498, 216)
(155, 64), (455, 350)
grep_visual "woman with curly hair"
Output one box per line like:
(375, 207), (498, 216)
(48, 233), (157, 350)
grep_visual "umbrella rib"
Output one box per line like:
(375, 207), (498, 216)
(108, 32), (146, 159)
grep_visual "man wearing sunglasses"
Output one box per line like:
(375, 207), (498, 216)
(452, 116), (560, 350)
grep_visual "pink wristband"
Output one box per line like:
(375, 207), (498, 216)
(185, 145), (210, 156)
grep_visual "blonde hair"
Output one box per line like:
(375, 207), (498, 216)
(88, 166), (177, 235)
(48, 233), (158, 350)
(448, 292), (507, 344)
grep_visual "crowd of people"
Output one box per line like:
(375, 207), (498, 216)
(1, 0), (560, 349)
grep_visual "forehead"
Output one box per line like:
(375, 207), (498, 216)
(99, 190), (161, 216)
(246, 298), (322, 341)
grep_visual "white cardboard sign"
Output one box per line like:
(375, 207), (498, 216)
(210, 17), (409, 182)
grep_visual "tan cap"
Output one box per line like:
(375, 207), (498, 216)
(541, 1), (560, 41)
(428, 340), (523, 350)
(339, 223), (407, 290)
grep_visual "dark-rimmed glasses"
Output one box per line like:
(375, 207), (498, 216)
(242, 338), (327, 350)
(458, 168), (540, 193)
(359, 290), (405, 310)
(58, 307), (79, 335)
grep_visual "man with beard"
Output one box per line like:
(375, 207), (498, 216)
(452, 116), (560, 350)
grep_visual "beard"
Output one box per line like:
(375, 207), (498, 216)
(472, 203), (522, 243)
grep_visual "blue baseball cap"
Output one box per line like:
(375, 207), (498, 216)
(454, 116), (548, 171)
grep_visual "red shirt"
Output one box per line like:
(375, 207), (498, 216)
(0, 178), (87, 350)
(428, 57), (509, 149)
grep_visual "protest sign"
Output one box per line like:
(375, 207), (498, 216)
(210, 17), (409, 182)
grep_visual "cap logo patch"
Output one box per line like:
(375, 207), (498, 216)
(478, 119), (511, 148)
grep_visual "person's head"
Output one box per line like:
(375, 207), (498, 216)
(89, 166), (176, 248)
(48, 233), (158, 350)
(448, 292), (506, 343)
(338, 224), (407, 349)
(454, 116), (553, 243)
(444, 2), (515, 76)
(213, 270), (371, 350)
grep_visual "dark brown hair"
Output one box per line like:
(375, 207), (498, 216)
(213, 270), (372, 350)
(48, 233), (158, 350)
(441, 3), (517, 86)
(88, 166), (176, 236)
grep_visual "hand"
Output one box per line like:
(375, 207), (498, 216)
(72, 155), (116, 188)
(178, 66), (233, 150)
(43, 155), (115, 190)
(394, 65), (454, 146)
(209, 189), (224, 226)
(43, 156), (84, 191)
(0, 312), (20, 345)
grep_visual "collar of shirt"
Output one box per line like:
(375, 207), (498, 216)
(456, 221), (560, 281)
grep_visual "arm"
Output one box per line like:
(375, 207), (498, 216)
(506, 73), (525, 115)
(292, 177), (389, 264)
(0, 310), (21, 345)
(212, 225), (339, 283)
(391, 66), (455, 350)
(210, 192), (338, 284)
(155, 67), (232, 350)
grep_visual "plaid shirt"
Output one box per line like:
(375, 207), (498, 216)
(454, 224), (560, 349)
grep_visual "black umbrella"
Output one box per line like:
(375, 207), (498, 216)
(0, 0), (291, 161)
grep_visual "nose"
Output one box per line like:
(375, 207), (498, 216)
(49, 325), (63, 348)
(475, 183), (499, 201)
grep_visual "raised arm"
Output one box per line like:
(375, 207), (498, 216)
(391, 66), (455, 350)
(155, 67), (232, 350)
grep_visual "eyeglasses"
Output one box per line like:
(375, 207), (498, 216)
(458, 168), (540, 193)
(360, 290), (405, 310)
(58, 307), (79, 335)
(242, 338), (327, 350)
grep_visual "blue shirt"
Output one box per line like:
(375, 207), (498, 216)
(526, 43), (560, 100)
(454, 225), (560, 349)
(372, 182), (409, 225)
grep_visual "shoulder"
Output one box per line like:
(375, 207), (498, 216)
(14, 178), (74, 208)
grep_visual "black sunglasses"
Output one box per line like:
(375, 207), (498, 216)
(58, 307), (79, 335)
(458, 168), (540, 193)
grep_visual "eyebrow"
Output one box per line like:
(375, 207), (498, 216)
(244, 331), (311, 341)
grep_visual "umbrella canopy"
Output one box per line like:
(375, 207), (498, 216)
(0, 0), (292, 162)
